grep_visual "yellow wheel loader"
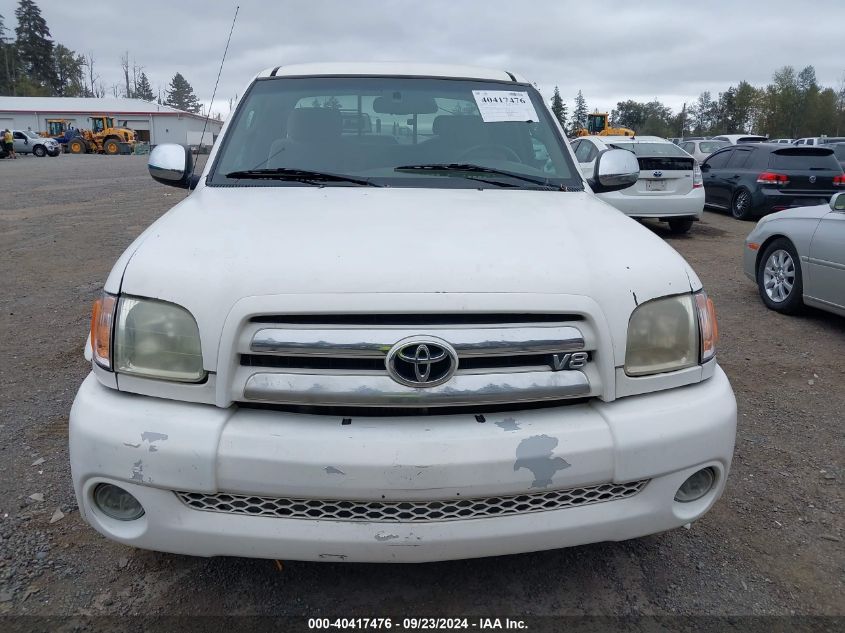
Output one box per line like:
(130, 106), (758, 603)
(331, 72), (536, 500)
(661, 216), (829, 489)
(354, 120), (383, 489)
(575, 112), (635, 137)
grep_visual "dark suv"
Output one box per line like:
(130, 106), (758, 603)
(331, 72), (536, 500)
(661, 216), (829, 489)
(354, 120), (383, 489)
(701, 144), (845, 219)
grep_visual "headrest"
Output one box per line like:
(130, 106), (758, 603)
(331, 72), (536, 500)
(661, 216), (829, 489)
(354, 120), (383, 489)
(432, 115), (484, 137)
(287, 108), (342, 142)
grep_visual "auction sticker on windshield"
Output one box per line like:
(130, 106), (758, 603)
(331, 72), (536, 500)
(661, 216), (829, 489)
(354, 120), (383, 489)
(472, 90), (538, 122)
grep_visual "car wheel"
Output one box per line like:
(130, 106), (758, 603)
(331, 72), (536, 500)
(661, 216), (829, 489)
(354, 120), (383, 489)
(757, 238), (803, 314)
(33, 144), (46, 157)
(731, 188), (753, 220)
(668, 218), (694, 234)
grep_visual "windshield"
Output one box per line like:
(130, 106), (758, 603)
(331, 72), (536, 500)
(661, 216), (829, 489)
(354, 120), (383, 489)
(24, 130), (40, 139)
(608, 141), (688, 157)
(209, 76), (580, 189)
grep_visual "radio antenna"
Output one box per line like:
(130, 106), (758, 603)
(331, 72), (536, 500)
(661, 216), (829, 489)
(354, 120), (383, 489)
(194, 5), (239, 171)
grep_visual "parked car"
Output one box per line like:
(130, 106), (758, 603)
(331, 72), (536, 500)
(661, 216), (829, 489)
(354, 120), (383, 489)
(744, 192), (845, 316)
(710, 134), (768, 145)
(571, 135), (704, 233)
(767, 138), (793, 144)
(829, 142), (845, 170)
(13, 130), (60, 157)
(679, 139), (730, 163)
(70, 62), (736, 564)
(701, 143), (844, 220)
(681, 136), (708, 141)
(794, 136), (845, 146)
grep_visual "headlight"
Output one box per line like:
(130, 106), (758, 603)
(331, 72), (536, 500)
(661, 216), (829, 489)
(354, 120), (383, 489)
(625, 291), (718, 377)
(113, 296), (205, 382)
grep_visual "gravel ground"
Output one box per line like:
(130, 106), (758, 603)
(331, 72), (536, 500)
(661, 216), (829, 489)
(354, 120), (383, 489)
(0, 154), (842, 618)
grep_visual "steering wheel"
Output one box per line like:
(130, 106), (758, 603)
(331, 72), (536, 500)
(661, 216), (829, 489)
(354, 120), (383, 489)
(456, 144), (522, 163)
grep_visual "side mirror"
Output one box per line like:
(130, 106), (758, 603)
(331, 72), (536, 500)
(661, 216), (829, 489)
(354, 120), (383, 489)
(831, 192), (845, 212)
(588, 149), (639, 193)
(148, 144), (198, 189)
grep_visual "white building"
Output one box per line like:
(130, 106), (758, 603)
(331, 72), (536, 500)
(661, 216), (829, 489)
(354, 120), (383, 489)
(0, 96), (224, 145)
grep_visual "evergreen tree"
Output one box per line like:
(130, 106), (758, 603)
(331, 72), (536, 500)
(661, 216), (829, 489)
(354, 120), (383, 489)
(550, 86), (567, 129)
(571, 90), (588, 134)
(164, 72), (202, 113)
(14, 0), (55, 91)
(135, 71), (154, 101)
(0, 13), (16, 95)
(690, 91), (715, 135)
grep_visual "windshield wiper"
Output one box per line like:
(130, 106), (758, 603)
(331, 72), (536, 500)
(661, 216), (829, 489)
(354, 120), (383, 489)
(224, 168), (380, 187)
(394, 163), (567, 189)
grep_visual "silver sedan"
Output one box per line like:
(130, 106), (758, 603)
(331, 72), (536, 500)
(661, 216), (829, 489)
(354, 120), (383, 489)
(744, 193), (845, 317)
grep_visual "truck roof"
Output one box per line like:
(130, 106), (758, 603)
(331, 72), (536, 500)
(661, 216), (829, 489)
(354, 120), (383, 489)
(257, 62), (528, 83)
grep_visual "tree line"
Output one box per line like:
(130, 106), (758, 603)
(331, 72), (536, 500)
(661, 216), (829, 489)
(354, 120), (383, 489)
(0, 0), (205, 114)
(551, 65), (845, 139)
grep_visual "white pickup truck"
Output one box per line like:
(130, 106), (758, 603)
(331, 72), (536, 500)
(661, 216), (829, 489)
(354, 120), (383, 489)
(70, 63), (736, 563)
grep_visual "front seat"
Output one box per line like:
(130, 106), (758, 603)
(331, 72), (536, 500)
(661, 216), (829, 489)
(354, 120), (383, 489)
(419, 115), (489, 162)
(267, 108), (344, 170)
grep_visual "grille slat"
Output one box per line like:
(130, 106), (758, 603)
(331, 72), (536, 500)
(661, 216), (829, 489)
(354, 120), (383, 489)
(240, 352), (591, 373)
(176, 481), (647, 523)
(250, 313), (584, 326)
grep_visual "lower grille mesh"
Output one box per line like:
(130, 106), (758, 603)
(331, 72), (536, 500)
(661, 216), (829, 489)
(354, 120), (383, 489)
(175, 481), (648, 523)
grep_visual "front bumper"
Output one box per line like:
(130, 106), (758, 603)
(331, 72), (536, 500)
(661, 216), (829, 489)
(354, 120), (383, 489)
(69, 368), (737, 563)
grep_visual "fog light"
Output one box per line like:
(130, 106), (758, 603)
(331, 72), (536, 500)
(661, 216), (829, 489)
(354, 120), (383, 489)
(675, 468), (716, 503)
(93, 483), (145, 521)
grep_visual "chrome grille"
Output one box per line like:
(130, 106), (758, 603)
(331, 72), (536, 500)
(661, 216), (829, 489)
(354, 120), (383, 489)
(176, 481), (647, 523)
(236, 313), (597, 407)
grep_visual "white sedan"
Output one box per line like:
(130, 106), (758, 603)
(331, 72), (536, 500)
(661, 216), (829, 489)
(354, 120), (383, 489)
(571, 135), (704, 234)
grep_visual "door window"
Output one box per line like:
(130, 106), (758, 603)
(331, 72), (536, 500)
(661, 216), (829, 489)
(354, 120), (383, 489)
(704, 149), (732, 169)
(575, 140), (597, 163)
(726, 149), (752, 168)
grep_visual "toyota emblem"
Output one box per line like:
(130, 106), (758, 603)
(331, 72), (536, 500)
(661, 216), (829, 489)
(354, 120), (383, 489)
(386, 336), (458, 387)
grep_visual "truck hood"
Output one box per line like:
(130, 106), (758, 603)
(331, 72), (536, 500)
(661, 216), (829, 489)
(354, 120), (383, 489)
(114, 186), (698, 368)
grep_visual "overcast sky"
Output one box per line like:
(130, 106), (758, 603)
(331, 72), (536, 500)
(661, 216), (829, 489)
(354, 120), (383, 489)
(2, 0), (843, 117)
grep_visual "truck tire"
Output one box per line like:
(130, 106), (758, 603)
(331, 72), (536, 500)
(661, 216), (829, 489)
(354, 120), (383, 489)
(33, 144), (47, 157)
(103, 139), (120, 155)
(68, 138), (86, 154)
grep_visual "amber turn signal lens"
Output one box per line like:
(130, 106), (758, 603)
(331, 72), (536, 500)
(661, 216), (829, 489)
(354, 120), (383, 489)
(747, 242), (760, 251)
(694, 292), (718, 362)
(91, 294), (117, 369)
